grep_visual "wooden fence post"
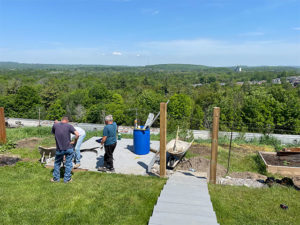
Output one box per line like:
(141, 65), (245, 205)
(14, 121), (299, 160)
(160, 102), (167, 177)
(209, 107), (220, 184)
(0, 107), (7, 144)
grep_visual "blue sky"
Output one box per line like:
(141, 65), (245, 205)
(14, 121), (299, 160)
(0, 0), (299, 66)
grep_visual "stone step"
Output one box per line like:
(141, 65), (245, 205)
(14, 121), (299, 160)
(161, 183), (210, 194)
(149, 172), (219, 225)
(159, 188), (211, 201)
(149, 212), (219, 225)
(167, 177), (208, 185)
(153, 202), (216, 216)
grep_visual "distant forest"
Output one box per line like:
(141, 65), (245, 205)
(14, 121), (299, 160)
(1, 62), (300, 134)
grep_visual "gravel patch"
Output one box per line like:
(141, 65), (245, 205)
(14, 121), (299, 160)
(218, 176), (267, 188)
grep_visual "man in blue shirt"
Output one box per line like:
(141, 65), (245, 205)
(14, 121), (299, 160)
(99, 115), (117, 172)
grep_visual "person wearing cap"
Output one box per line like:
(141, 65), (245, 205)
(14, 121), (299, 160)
(98, 115), (117, 172)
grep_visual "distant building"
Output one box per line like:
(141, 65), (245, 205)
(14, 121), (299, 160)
(248, 80), (266, 85)
(220, 83), (226, 86)
(192, 83), (203, 87)
(272, 78), (281, 84)
(287, 76), (300, 87)
(236, 82), (244, 86)
(257, 80), (267, 85)
(235, 66), (242, 72)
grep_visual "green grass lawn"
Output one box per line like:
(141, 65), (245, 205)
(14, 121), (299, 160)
(2, 127), (300, 225)
(209, 185), (300, 225)
(212, 146), (267, 174)
(0, 162), (165, 225)
(187, 141), (300, 225)
(1, 127), (166, 225)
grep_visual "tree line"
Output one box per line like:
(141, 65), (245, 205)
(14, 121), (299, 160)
(1, 64), (300, 134)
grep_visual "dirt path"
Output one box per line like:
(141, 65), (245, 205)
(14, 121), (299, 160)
(16, 137), (43, 149)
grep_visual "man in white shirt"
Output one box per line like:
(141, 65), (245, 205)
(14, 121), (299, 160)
(71, 126), (86, 168)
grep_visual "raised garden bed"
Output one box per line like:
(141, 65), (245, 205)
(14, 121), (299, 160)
(259, 152), (300, 177)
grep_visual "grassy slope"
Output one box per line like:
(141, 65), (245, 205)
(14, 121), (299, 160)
(188, 140), (300, 225)
(2, 127), (300, 225)
(0, 163), (165, 225)
(0, 127), (166, 225)
(209, 185), (300, 225)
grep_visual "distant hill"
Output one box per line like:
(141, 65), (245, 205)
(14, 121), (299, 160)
(0, 61), (299, 73)
(144, 64), (210, 71)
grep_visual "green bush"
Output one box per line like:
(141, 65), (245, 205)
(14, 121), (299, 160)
(0, 140), (17, 153)
(259, 135), (282, 151)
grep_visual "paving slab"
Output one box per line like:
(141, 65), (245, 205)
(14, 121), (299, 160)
(157, 196), (213, 208)
(46, 137), (160, 176)
(80, 137), (160, 175)
(153, 202), (215, 216)
(149, 212), (218, 225)
(149, 171), (219, 225)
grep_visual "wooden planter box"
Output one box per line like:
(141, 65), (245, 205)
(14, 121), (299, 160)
(259, 151), (300, 177)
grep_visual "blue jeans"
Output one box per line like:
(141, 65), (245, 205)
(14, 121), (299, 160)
(74, 134), (86, 164)
(53, 148), (74, 182)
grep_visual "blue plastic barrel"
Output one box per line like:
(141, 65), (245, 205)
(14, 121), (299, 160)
(134, 127), (150, 155)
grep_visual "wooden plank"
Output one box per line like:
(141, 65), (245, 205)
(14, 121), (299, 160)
(267, 165), (300, 176)
(209, 107), (220, 184)
(160, 102), (167, 177)
(0, 107), (7, 144)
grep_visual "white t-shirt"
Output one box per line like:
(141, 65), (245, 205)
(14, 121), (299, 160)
(71, 126), (86, 139)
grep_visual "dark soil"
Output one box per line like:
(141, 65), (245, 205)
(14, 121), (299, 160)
(0, 155), (20, 166)
(177, 156), (227, 177)
(16, 137), (42, 149)
(188, 144), (211, 157)
(261, 153), (300, 167)
(189, 143), (261, 158)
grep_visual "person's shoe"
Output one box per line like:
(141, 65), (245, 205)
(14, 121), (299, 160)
(50, 178), (59, 183)
(64, 178), (73, 183)
(97, 167), (108, 172)
(74, 164), (81, 169)
(107, 168), (115, 173)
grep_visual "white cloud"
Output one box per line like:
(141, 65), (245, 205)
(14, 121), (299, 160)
(292, 27), (300, 30)
(112, 51), (122, 56)
(141, 8), (160, 16)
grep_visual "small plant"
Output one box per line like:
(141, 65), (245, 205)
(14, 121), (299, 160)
(0, 140), (17, 153)
(259, 135), (283, 151)
(283, 160), (290, 166)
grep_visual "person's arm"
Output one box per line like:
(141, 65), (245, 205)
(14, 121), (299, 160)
(70, 126), (79, 144)
(51, 125), (55, 134)
(101, 127), (108, 146)
(101, 136), (107, 145)
(71, 130), (80, 145)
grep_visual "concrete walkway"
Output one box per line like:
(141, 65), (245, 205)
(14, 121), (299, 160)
(149, 171), (219, 225)
(79, 137), (160, 175)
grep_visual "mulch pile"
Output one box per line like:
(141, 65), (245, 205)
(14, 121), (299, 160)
(0, 155), (20, 166)
(16, 137), (42, 149)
